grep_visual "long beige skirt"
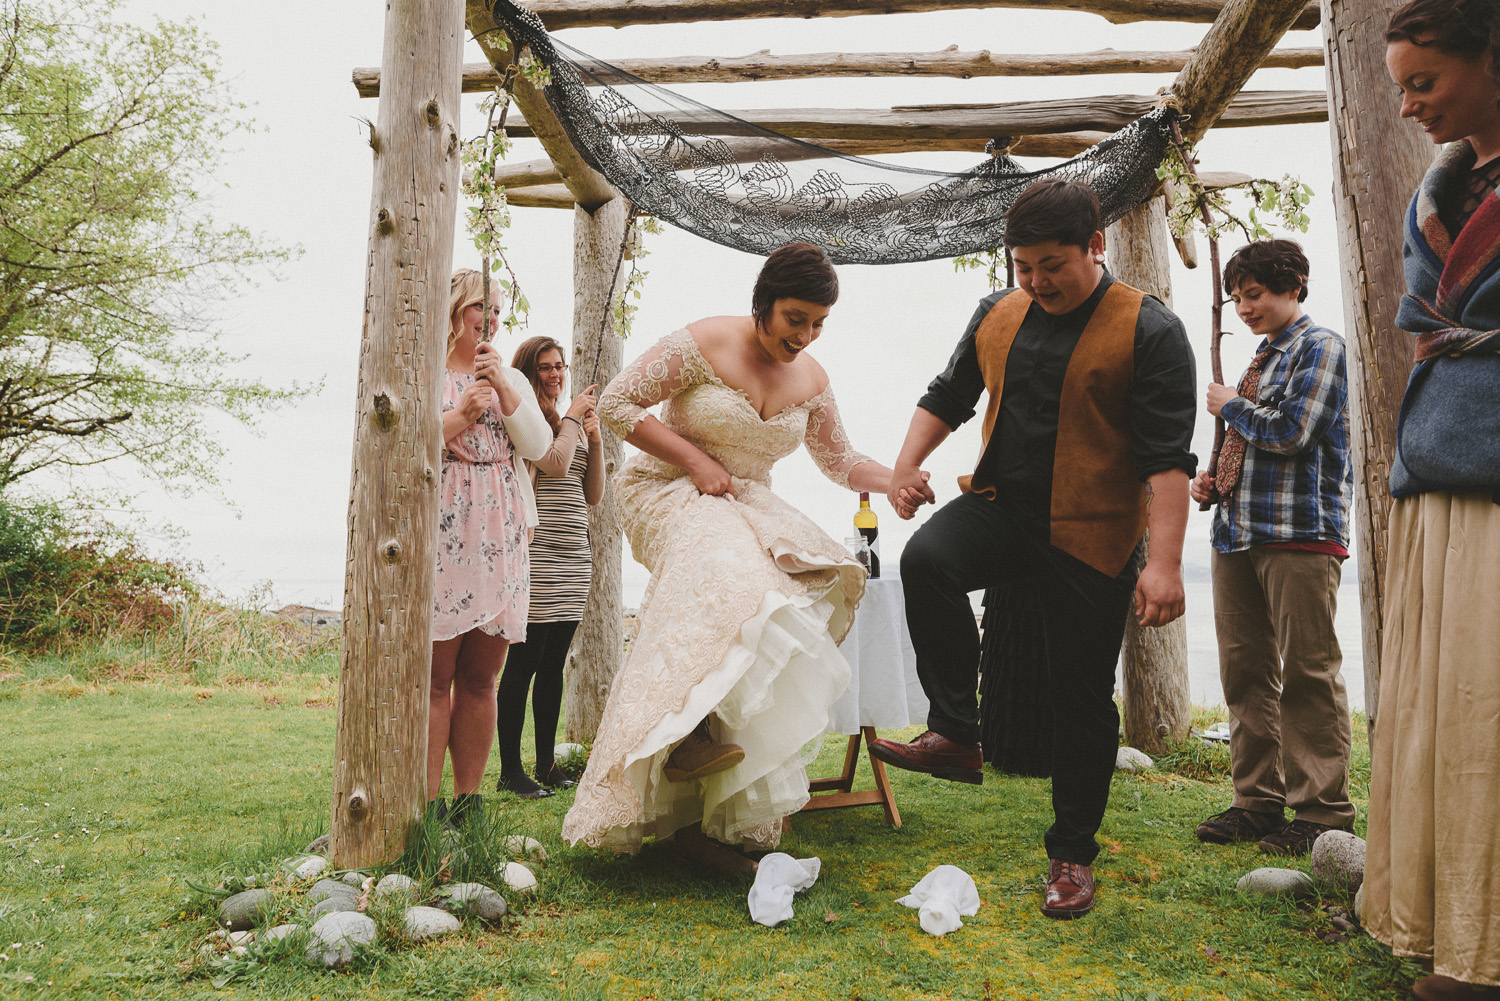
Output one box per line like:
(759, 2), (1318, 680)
(1364, 491), (1500, 987)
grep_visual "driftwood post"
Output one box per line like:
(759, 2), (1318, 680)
(566, 198), (632, 740)
(330, 0), (463, 867)
(1320, 0), (1427, 726)
(1107, 196), (1193, 753)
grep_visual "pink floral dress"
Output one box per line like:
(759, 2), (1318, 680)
(433, 371), (530, 642)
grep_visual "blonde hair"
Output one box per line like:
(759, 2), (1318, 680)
(447, 268), (487, 357)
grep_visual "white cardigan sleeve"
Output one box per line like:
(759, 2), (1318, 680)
(498, 367), (552, 528)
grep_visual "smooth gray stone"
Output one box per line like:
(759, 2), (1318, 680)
(309, 895), (359, 921)
(307, 878), (358, 904)
(261, 923), (300, 944)
(374, 873), (418, 900)
(1311, 830), (1367, 894)
(404, 905), (461, 940)
(1236, 867), (1316, 900)
(340, 871), (365, 887)
(1114, 747), (1154, 773)
(1354, 883), (1366, 924)
(305, 911), (376, 968)
(305, 834), (331, 855)
(438, 882), (507, 921)
(287, 855), (328, 880)
(218, 889), (276, 931)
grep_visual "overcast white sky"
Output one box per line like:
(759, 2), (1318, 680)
(69, 1), (1382, 705)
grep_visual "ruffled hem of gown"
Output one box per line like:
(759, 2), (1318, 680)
(561, 539), (857, 853)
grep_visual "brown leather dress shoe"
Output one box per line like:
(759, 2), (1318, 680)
(1041, 859), (1095, 919)
(867, 730), (983, 785)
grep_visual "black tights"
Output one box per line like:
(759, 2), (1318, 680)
(495, 619), (578, 778)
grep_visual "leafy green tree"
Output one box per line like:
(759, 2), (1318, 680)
(0, 0), (303, 492)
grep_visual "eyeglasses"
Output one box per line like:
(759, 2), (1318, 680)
(536, 363), (568, 375)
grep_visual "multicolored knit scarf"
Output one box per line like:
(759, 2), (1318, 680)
(1405, 140), (1500, 361)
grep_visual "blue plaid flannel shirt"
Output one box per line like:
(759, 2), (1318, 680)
(1211, 315), (1353, 553)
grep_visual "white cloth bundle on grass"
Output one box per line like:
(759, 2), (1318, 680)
(896, 865), (981, 935)
(747, 853), (821, 927)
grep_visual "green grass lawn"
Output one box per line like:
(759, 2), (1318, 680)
(0, 658), (1421, 1001)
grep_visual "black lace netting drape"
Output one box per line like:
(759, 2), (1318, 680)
(490, 0), (1177, 264)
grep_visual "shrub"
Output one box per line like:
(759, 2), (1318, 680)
(0, 495), (197, 649)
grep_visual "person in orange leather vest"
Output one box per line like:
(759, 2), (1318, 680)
(869, 179), (1197, 920)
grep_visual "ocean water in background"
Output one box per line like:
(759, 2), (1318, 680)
(1172, 579), (1365, 712)
(249, 558), (1367, 714)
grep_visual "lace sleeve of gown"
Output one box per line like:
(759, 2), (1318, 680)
(598, 328), (712, 439)
(804, 386), (875, 490)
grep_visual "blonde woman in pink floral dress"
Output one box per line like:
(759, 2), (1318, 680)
(431, 268), (552, 827)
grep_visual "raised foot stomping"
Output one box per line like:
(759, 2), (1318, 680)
(663, 717), (745, 783)
(867, 730), (983, 785)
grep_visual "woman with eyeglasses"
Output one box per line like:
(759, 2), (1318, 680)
(429, 270), (551, 827)
(492, 336), (604, 799)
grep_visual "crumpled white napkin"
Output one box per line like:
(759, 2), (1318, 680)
(896, 865), (981, 935)
(747, 853), (821, 927)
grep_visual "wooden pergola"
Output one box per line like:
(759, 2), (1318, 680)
(328, 0), (1427, 866)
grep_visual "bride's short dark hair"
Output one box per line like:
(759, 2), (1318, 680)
(752, 242), (839, 329)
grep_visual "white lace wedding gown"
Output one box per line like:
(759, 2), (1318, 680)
(561, 327), (872, 852)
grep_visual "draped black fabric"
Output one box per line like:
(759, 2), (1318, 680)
(490, 0), (1178, 265)
(978, 583), (1054, 778)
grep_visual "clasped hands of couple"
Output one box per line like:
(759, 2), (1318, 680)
(686, 445), (1183, 631)
(454, 341), (602, 442)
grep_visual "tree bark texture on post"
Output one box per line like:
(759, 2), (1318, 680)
(330, 0), (463, 868)
(565, 197), (632, 741)
(1320, 0), (1427, 727)
(1107, 196), (1192, 754)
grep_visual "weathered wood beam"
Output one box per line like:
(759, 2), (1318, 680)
(495, 89), (1325, 142)
(352, 46), (1324, 95)
(1108, 196), (1192, 755)
(465, 0), (617, 210)
(1171, 0), (1316, 144)
(1321, 0), (1429, 725)
(331, 0), (463, 869)
(523, 0), (1320, 31)
(493, 132), (1109, 189)
(506, 170), (1254, 209)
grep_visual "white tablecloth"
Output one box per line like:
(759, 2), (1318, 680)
(828, 574), (930, 735)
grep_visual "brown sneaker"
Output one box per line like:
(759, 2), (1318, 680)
(1041, 859), (1095, 919)
(1196, 806), (1288, 844)
(663, 719), (744, 782)
(867, 730), (983, 785)
(1257, 818), (1354, 856)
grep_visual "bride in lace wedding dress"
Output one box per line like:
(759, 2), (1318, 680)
(561, 244), (897, 869)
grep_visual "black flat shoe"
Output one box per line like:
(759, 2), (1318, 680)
(449, 792), (486, 827)
(537, 763), (577, 789)
(496, 773), (555, 799)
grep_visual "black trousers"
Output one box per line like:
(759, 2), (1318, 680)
(495, 619), (578, 777)
(900, 492), (1140, 865)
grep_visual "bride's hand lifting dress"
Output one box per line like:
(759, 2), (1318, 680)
(561, 327), (874, 852)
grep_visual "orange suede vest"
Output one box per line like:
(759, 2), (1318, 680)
(956, 283), (1149, 578)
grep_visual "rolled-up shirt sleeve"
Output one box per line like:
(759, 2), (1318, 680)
(916, 293), (1000, 430)
(1130, 298), (1199, 480)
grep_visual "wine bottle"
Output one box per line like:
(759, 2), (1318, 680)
(854, 492), (880, 578)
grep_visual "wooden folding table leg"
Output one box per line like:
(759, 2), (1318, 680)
(863, 726), (903, 828)
(808, 731), (862, 793)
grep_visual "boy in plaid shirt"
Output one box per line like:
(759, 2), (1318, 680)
(1189, 239), (1355, 856)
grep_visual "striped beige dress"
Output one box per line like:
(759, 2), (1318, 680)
(529, 421), (593, 623)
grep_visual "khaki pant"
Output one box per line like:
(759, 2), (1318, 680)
(1212, 547), (1354, 826)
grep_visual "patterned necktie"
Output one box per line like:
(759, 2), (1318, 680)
(1214, 346), (1276, 499)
